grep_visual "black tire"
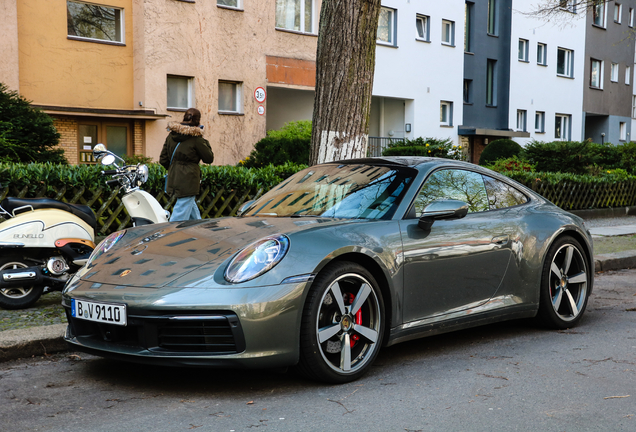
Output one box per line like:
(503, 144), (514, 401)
(298, 261), (385, 384)
(0, 257), (43, 310)
(535, 236), (590, 329)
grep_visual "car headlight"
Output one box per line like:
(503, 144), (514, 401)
(225, 234), (290, 283)
(87, 230), (127, 267)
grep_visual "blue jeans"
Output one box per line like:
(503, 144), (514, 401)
(170, 196), (201, 222)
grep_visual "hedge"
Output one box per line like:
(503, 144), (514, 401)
(0, 162), (306, 235)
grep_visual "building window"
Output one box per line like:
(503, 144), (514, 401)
(591, 59), (603, 88)
(275, 0), (314, 34)
(611, 63), (619, 82)
(465, 2), (474, 52)
(486, 59), (497, 106)
(593, 0), (606, 27)
(463, 79), (473, 104)
(487, 0), (497, 35)
(516, 110), (527, 131)
(626, 66), (632, 85)
(217, 0), (241, 8)
(619, 121), (627, 140)
(442, 20), (455, 46)
(614, 3), (622, 23)
(218, 81), (242, 113)
(559, 0), (576, 13)
(555, 114), (570, 140)
(67, 1), (124, 44)
(535, 111), (545, 133)
(630, 8), (634, 27)
(377, 7), (396, 45)
(557, 47), (573, 77)
(167, 75), (193, 110)
(632, 95), (636, 118)
(537, 43), (547, 65)
(440, 101), (453, 126)
(416, 14), (430, 41)
(518, 39), (529, 62)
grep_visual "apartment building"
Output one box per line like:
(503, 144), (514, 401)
(1, 1), (634, 165)
(583, 0), (636, 145)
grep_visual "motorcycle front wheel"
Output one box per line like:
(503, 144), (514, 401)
(0, 257), (44, 310)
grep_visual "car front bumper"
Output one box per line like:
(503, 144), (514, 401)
(62, 278), (310, 369)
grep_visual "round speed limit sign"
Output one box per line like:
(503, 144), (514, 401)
(254, 87), (266, 103)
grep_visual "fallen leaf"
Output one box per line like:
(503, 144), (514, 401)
(604, 395), (630, 400)
(247, 401), (254, 405)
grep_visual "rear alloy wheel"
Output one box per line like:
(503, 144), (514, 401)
(0, 258), (43, 310)
(298, 262), (384, 383)
(536, 236), (590, 329)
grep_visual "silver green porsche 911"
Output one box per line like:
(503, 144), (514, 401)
(62, 157), (593, 383)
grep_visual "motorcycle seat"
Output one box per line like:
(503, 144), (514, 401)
(0, 197), (97, 230)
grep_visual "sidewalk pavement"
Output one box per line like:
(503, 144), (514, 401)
(1, 220), (635, 364)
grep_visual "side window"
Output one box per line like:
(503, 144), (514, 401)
(482, 175), (528, 209)
(414, 169), (489, 216)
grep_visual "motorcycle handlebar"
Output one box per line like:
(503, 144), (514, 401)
(101, 170), (119, 176)
(105, 179), (120, 187)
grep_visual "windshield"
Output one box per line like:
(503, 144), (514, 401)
(242, 163), (415, 219)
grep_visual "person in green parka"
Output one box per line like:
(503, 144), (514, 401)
(160, 108), (214, 221)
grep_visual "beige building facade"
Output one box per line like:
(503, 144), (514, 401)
(2, 0), (322, 165)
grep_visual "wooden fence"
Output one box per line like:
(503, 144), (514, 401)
(522, 179), (636, 210)
(0, 184), (263, 236)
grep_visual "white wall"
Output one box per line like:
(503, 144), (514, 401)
(373, 0), (465, 144)
(509, 2), (587, 146)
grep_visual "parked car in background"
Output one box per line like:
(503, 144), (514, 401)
(62, 157), (593, 383)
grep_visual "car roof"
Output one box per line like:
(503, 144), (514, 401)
(331, 156), (471, 169)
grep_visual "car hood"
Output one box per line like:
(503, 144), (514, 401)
(79, 217), (359, 287)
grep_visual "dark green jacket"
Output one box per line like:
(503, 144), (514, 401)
(160, 122), (214, 198)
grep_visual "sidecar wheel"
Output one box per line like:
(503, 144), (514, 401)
(0, 258), (43, 310)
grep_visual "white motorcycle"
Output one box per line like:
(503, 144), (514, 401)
(92, 144), (170, 226)
(0, 198), (96, 309)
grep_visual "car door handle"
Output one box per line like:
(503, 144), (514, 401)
(491, 235), (509, 245)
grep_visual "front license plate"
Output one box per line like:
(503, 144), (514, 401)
(71, 299), (127, 326)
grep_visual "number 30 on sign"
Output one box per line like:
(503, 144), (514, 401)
(254, 87), (266, 103)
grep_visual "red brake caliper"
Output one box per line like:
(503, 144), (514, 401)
(347, 294), (363, 347)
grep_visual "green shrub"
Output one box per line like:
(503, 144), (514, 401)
(0, 83), (66, 164)
(240, 120), (311, 167)
(485, 156), (535, 173)
(521, 140), (593, 174)
(382, 137), (463, 160)
(478, 139), (522, 165)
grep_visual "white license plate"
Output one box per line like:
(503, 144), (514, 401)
(71, 299), (127, 326)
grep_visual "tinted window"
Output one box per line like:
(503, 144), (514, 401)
(414, 169), (489, 216)
(483, 175), (528, 209)
(243, 164), (415, 220)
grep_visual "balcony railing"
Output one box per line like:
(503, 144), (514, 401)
(367, 136), (405, 157)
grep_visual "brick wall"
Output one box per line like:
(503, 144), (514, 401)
(53, 116), (78, 164)
(133, 120), (144, 157)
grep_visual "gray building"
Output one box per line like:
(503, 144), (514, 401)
(583, 0), (636, 145)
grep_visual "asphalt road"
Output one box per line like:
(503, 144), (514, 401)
(1, 269), (635, 432)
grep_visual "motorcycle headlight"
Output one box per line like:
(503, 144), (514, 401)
(224, 234), (290, 283)
(87, 230), (127, 267)
(137, 164), (149, 184)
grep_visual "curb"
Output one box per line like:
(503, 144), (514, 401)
(595, 250), (636, 272)
(571, 206), (636, 219)
(1, 253), (635, 364)
(0, 324), (67, 362)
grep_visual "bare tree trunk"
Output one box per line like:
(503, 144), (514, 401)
(309, 0), (382, 165)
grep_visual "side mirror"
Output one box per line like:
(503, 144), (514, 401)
(236, 200), (255, 216)
(418, 199), (469, 230)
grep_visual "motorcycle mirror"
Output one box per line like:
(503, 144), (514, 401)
(93, 143), (107, 153)
(100, 154), (116, 166)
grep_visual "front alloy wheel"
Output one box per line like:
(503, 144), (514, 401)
(0, 258), (43, 310)
(299, 262), (384, 383)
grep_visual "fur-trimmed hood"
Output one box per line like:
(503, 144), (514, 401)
(167, 121), (203, 137)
